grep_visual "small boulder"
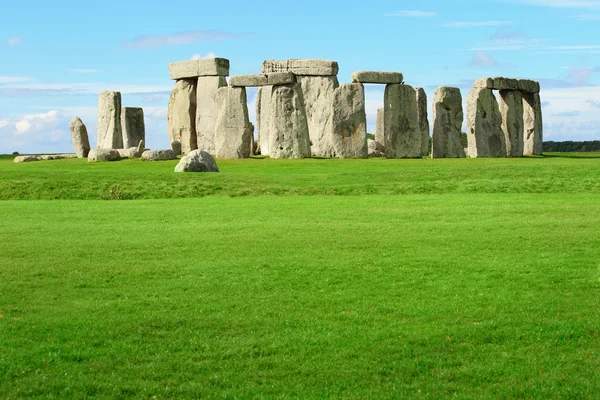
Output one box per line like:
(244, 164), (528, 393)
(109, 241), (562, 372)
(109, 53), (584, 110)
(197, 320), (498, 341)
(141, 149), (177, 161)
(174, 150), (220, 173)
(171, 140), (182, 155)
(88, 149), (121, 162)
(367, 139), (385, 157)
(14, 155), (39, 163)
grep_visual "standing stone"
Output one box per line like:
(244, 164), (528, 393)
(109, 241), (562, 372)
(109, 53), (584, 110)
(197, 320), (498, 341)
(256, 85), (272, 156)
(498, 90), (524, 157)
(121, 107), (145, 149)
(416, 88), (430, 157)
(69, 117), (90, 158)
(296, 76), (339, 157)
(168, 79), (197, 153)
(523, 93), (543, 156)
(383, 84), (421, 158)
(375, 108), (386, 152)
(196, 76), (228, 155)
(466, 88), (507, 158)
(268, 84), (311, 159)
(214, 87), (252, 159)
(97, 91), (122, 149)
(432, 87), (465, 158)
(171, 140), (182, 155)
(330, 83), (367, 158)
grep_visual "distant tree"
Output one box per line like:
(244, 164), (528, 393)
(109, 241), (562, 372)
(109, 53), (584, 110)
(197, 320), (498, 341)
(12, 151), (19, 155)
(461, 132), (468, 148)
(366, 133), (375, 141)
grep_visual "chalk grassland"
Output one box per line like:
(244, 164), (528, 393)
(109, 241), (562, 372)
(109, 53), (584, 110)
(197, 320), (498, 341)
(0, 154), (599, 398)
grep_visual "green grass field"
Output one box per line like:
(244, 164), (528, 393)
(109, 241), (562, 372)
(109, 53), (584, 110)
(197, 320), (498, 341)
(1, 154), (599, 398)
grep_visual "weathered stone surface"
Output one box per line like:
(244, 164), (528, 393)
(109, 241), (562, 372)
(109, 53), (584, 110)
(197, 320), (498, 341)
(415, 88), (430, 157)
(499, 90), (524, 157)
(523, 93), (543, 155)
(375, 108), (385, 152)
(267, 72), (296, 86)
(256, 86), (272, 155)
(196, 76), (228, 155)
(466, 88), (507, 158)
(97, 91), (123, 149)
(383, 84), (422, 158)
(121, 107), (145, 149)
(432, 87), (465, 158)
(268, 84), (311, 159)
(69, 117), (90, 158)
(141, 149), (177, 161)
(518, 79), (540, 94)
(117, 140), (145, 159)
(297, 75), (339, 157)
(351, 71), (403, 84)
(262, 59), (339, 76)
(214, 87), (252, 159)
(368, 139), (385, 157)
(168, 58), (230, 80)
(330, 83), (367, 158)
(230, 74), (268, 87)
(88, 149), (120, 162)
(174, 150), (220, 173)
(171, 140), (182, 155)
(168, 79), (197, 154)
(473, 77), (540, 93)
(14, 155), (38, 163)
(253, 137), (261, 155)
(37, 154), (77, 161)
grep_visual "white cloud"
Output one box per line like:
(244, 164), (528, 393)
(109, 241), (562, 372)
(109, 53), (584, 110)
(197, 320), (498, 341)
(0, 76), (31, 83)
(191, 52), (217, 60)
(0, 119), (8, 129)
(15, 110), (59, 134)
(468, 52), (499, 67)
(441, 21), (512, 27)
(385, 10), (437, 17)
(7, 37), (22, 46)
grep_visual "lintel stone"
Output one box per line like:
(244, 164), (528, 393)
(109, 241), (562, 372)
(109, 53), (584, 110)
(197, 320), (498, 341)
(267, 72), (296, 85)
(351, 71), (403, 84)
(169, 58), (230, 80)
(262, 59), (338, 76)
(473, 76), (540, 93)
(230, 74), (268, 87)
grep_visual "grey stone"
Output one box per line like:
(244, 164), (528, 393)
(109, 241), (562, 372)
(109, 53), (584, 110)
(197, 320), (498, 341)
(375, 108), (385, 152)
(168, 79), (197, 154)
(416, 88), (430, 157)
(523, 93), (543, 155)
(268, 83), (311, 159)
(214, 87), (253, 159)
(368, 139), (385, 157)
(432, 87), (465, 158)
(262, 59), (339, 76)
(174, 150), (220, 173)
(117, 140), (145, 159)
(230, 74), (268, 87)
(383, 84), (422, 158)
(256, 86), (272, 155)
(168, 58), (230, 80)
(97, 91), (123, 149)
(141, 149), (178, 161)
(297, 75), (339, 157)
(196, 76), (228, 155)
(499, 90), (525, 157)
(121, 107), (145, 149)
(473, 77), (540, 93)
(267, 72), (296, 86)
(14, 155), (38, 163)
(88, 149), (120, 162)
(38, 154), (77, 160)
(330, 83), (367, 158)
(69, 117), (90, 158)
(518, 79), (541, 94)
(351, 71), (403, 84)
(171, 140), (182, 155)
(466, 88), (507, 158)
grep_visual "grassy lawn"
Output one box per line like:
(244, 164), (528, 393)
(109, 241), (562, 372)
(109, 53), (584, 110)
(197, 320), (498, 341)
(1, 154), (599, 398)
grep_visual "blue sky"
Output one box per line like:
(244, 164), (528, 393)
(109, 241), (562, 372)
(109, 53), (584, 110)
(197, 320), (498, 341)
(1, 0), (600, 153)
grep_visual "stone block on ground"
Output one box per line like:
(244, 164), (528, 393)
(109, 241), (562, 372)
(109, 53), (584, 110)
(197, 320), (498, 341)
(196, 76), (228, 155)
(214, 87), (253, 159)
(330, 83), (367, 158)
(141, 149), (178, 161)
(174, 150), (220, 173)
(368, 139), (385, 157)
(169, 58), (230, 80)
(351, 71), (403, 84)
(88, 149), (121, 162)
(14, 155), (39, 163)
(70, 117), (91, 158)
(383, 84), (422, 158)
(262, 59), (339, 76)
(97, 91), (123, 149)
(121, 107), (145, 149)
(499, 90), (525, 157)
(466, 88), (507, 158)
(168, 79), (197, 154)
(432, 87), (465, 158)
(416, 88), (430, 157)
(117, 140), (145, 159)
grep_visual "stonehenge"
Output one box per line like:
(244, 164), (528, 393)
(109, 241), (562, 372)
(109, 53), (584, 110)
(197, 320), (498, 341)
(523, 93), (543, 156)
(415, 88), (430, 157)
(384, 84), (422, 158)
(467, 88), (507, 158)
(432, 87), (465, 158)
(214, 87), (253, 159)
(330, 83), (367, 158)
(97, 91), (146, 151)
(70, 117), (90, 158)
(168, 79), (197, 153)
(141, 149), (178, 161)
(88, 149), (120, 162)
(175, 150), (220, 173)
(121, 107), (145, 149)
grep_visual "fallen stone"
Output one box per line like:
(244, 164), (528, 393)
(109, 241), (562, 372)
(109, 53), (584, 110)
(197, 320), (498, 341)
(256, 86), (272, 155)
(14, 155), (39, 163)
(466, 88), (507, 158)
(117, 140), (145, 159)
(415, 88), (430, 157)
(432, 87), (465, 158)
(368, 139), (385, 157)
(169, 58), (230, 80)
(168, 79), (197, 154)
(230, 74), (268, 87)
(174, 150), (220, 173)
(70, 117), (91, 158)
(88, 149), (120, 162)
(499, 90), (524, 157)
(121, 107), (145, 149)
(214, 87), (253, 159)
(141, 149), (178, 161)
(375, 108), (385, 152)
(38, 154), (76, 160)
(171, 140), (182, 155)
(351, 71), (403, 84)
(262, 59), (339, 76)
(267, 72), (296, 86)
(253, 138), (261, 155)
(196, 76), (228, 155)
(268, 83), (312, 159)
(523, 93), (543, 155)
(97, 91), (123, 149)
(383, 84), (422, 158)
(330, 83), (367, 158)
